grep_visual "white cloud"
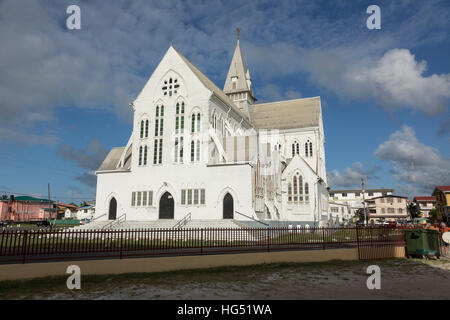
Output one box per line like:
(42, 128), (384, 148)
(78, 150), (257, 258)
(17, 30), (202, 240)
(0, 0), (449, 145)
(375, 125), (450, 194)
(350, 49), (450, 115)
(327, 162), (379, 189)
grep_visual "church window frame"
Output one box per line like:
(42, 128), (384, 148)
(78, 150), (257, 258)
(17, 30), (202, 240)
(292, 140), (300, 157)
(142, 191), (147, 206)
(131, 192), (136, 207)
(305, 139), (313, 157)
(137, 192), (142, 206)
(162, 77), (180, 97)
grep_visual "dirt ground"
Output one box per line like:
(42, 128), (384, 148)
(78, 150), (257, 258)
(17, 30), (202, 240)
(1, 258), (449, 300)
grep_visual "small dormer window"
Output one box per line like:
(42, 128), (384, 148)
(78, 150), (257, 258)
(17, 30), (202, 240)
(162, 77), (180, 97)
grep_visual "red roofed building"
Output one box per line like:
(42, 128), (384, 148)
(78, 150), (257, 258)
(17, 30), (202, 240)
(413, 196), (436, 218)
(432, 186), (450, 223)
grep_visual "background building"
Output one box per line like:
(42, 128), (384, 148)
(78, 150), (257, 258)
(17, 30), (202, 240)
(412, 196), (436, 218)
(329, 188), (394, 217)
(0, 196), (55, 222)
(366, 195), (408, 223)
(432, 186), (450, 223)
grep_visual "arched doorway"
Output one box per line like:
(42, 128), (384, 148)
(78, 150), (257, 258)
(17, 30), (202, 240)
(159, 192), (174, 219)
(108, 197), (117, 220)
(223, 193), (234, 219)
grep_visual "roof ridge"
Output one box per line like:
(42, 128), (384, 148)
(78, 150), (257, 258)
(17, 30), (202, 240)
(170, 46), (250, 123)
(255, 96), (321, 106)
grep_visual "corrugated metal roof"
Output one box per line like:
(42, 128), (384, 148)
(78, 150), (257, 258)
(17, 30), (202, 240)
(97, 147), (126, 171)
(13, 196), (53, 203)
(413, 196), (436, 201)
(249, 97), (321, 130)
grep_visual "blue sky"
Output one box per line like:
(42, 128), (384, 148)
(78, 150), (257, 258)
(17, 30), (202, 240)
(0, 0), (449, 203)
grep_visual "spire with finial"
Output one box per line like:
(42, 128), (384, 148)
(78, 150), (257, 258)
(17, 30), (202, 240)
(223, 28), (257, 117)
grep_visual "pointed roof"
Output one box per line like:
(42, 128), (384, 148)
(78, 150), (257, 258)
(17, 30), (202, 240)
(171, 46), (251, 124)
(223, 40), (252, 94)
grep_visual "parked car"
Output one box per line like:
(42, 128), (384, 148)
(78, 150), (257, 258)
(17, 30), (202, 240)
(388, 221), (397, 228)
(79, 219), (91, 225)
(0, 221), (7, 228)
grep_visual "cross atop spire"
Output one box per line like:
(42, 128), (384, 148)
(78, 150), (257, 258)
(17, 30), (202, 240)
(236, 27), (240, 41)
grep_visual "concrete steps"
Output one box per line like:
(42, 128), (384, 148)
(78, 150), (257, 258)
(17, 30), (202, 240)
(182, 219), (241, 229)
(71, 221), (111, 230)
(113, 220), (178, 229)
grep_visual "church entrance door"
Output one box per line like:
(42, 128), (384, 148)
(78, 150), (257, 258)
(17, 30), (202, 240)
(108, 197), (117, 220)
(223, 193), (234, 219)
(159, 192), (174, 219)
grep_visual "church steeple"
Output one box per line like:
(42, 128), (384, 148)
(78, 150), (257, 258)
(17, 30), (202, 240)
(223, 28), (256, 117)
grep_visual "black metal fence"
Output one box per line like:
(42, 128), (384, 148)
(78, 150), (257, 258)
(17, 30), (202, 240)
(0, 226), (406, 264)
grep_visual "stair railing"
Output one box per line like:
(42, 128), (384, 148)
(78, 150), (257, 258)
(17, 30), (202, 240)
(102, 213), (126, 229)
(235, 211), (269, 227)
(173, 212), (191, 229)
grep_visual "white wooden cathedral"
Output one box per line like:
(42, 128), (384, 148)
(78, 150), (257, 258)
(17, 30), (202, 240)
(94, 31), (331, 228)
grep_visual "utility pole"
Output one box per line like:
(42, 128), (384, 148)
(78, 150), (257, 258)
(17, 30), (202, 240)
(47, 183), (51, 221)
(361, 178), (368, 225)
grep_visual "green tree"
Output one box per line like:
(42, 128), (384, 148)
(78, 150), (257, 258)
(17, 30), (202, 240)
(355, 208), (365, 222)
(1, 195), (7, 200)
(408, 202), (420, 219)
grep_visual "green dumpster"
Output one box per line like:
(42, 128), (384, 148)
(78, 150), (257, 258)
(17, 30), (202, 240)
(404, 229), (440, 258)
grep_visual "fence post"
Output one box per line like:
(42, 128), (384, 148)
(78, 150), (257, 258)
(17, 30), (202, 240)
(322, 227), (326, 250)
(267, 228), (270, 252)
(22, 230), (29, 264)
(356, 226), (361, 260)
(120, 230), (123, 259)
(200, 228), (203, 255)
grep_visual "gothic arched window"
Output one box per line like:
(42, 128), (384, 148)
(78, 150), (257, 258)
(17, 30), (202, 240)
(153, 104), (164, 164)
(305, 140), (313, 157)
(292, 141), (300, 157)
(305, 183), (309, 203)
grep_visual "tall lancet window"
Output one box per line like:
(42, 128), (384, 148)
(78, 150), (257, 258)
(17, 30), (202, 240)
(191, 112), (201, 133)
(305, 140), (313, 157)
(174, 101), (185, 163)
(288, 183), (292, 202)
(292, 141), (300, 157)
(298, 175), (303, 202)
(153, 104), (164, 164)
(196, 114), (201, 132)
(305, 183), (309, 203)
(293, 176), (298, 202)
(140, 119), (149, 139)
(143, 145), (148, 165)
(191, 109), (201, 162)
(290, 172), (305, 204)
